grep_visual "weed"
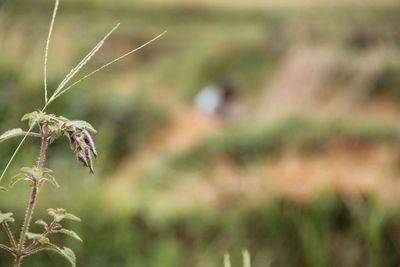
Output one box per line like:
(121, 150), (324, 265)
(0, 0), (165, 266)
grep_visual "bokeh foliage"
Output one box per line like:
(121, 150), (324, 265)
(1, 0), (400, 266)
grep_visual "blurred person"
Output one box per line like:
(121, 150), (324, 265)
(194, 80), (237, 119)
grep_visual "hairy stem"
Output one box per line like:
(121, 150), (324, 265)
(2, 222), (17, 248)
(17, 184), (38, 252)
(14, 256), (22, 267)
(14, 132), (49, 266)
(25, 219), (56, 253)
(0, 243), (14, 254)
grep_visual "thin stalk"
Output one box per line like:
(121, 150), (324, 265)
(0, 103), (48, 182)
(0, 29), (166, 182)
(14, 256), (21, 267)
(17, 182), (38, 252)
(2, 222), (17, 248)
(49, 23), (121, 102)
(25, 219), (56, 253)
(0, 243), (14, 254)
(14, 132), (49, 266)
(49, 30), (167, 102)
(0, 125), (35, 182)
(44, 0), (59, 104)
(24, 247), (45, 256)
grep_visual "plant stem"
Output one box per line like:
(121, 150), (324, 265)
(17, 183), (38, 252)
(14, 132), (48, 267)
(0, 244), (14, 254)
(2, 222), (17, 248)
(25, 219), (56, 253)
(36, 132), (49, 169)
(14, 256), (21, 267)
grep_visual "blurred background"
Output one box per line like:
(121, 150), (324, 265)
(1, 0), (400, 266)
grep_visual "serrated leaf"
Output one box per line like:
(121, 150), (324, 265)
(58, 116), (70, 122)
(52, 222), (63, 230)
(20, 167), (33, 174)
(42, 244), (76, 267)
(65, 213), (81, 222)
(36, 168), (53, 173)
(26, 232), (50, 245)
(9, 173), (27, 187)
(35, 219), (48, 228)
(39, 236), (50, 245)
(20, 167), (47, 180)
(48, 208), (80, 222)
(21, 113), (32, 121)
(59, 229), (83, 242)
(0, 128), (26, 143)
(21, 111), (41, 128)
(0, 212), (14, 223)
(60, 247), (76, 266)
(43, 174), (59, 188)
(26, 232), (41, 239)
(70, 120), (97, 133)
(48, 208), (66, 222)
(21, 111), (38, 121)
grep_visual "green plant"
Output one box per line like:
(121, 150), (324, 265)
(224, 250), (252, 267)
(0, 1), (165, 266)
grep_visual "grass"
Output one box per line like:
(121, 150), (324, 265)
(172, 117), (400, 168)
(3, 192), (398, 267)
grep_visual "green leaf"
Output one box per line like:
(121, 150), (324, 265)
(26, 232), (41, 239)
(0, 128), (26, 143)
(21, 111), (37, 121)
(48, 208), (81, 222)
(43, 174), (59, 188)
(42, 244), (76, 267)
(36, 168), (53, 173)
(35, 220), (48, 229)
(26, 232), (50, 245)
(21, 111), (41, 128)
(38, 236), (50, 245)
(9, 173), (27, 188)
(20, 167), (33, 173)
(69, 120), (97, 133)
(20, 167), (52, 180)
(64, 213), (81, 222)
(58, 116), (70, 122)
(59, 247), (76, 266)
(0, 186), (7, 192)
(48, 208), (66, 222)
(0, 212), (14, 223)
(59, 229), (83, 242)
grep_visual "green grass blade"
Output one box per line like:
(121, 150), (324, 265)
(0, 124), (35, 182)
(44, 0), (59, 104)
(0, 104), (48, 182)
(48, 23), (121, 103)
(50, 30), (167, 103)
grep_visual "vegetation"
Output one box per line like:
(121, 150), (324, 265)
(1, 0), (400, 266)
(0, 1), (164, 266)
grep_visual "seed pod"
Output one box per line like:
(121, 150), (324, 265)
(82, 129), (97, 158)
(68, 133), (77, 151)
(76, 150), (89, 168)
(85, 147), (94, 174)
(67, 129), (96, 174)
(76, 134), (87, 149)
